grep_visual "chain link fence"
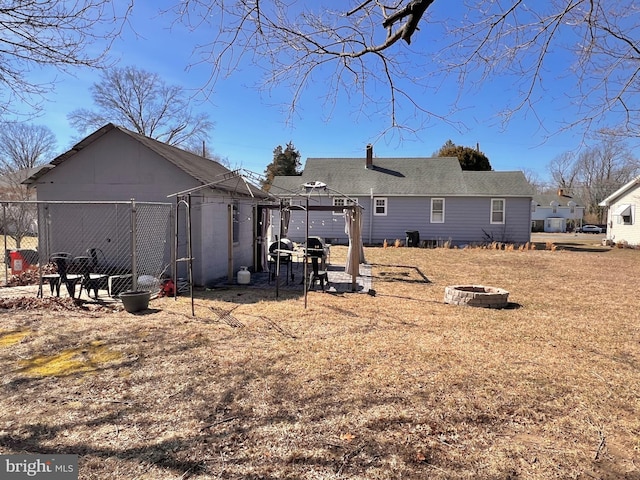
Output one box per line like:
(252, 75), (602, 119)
(1, 200), (173, 300)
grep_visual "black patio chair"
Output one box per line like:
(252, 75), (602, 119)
(306, 237), (329, 291)
(76, 248), (109, 299)
(268, 238), (294, 284)
(43, 253), (82, 298)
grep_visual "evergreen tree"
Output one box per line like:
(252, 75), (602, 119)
(435, 140), (492, 171)
(263, 142), (302, 191)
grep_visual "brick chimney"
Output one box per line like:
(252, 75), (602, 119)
(366, 144), (373, 169)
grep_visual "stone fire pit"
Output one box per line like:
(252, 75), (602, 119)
(444, 285), (509, 309)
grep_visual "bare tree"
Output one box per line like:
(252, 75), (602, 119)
(521, 169), (547, 195)
(162, 1), (640, 137)
(547, 152), (580, 193)
(549, 137), (639, 222)
(574, 138), (640, 222)
(182, 143), (232, 168)
(68, 66), (214, 148)
(0, 175), (38, 249)
(165, 0), (446, 134)
(444, 1), (640, 137)
(0, 0), (132, 117)
(0, 123), (57, 174)
(0, 123), (55, 248)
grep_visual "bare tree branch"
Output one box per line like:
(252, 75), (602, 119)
(68, 66), (214, 148)
(0, 123), (56, 173)
(160, 1), (640, 139)
(0, 1), (133, 118)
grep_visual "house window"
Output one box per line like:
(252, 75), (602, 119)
(232, 202), (239, 243)
(616, 204), (633, 225)
(333, 197), (354, 215)
(373, 197), (387, 216)
(431, 198), (445, 223)
(491, 198), (505, 224)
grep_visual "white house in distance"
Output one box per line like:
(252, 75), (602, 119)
(599, 176), (640, 246)
(530, 189), (585, 232)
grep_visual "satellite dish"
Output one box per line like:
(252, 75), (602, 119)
(303, 181), (327, 189)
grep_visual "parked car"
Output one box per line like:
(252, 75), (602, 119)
(580, 224), (603, 234)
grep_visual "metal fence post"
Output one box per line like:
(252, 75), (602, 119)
(131, 199), (138, 291)
(2, 203), (7, 284)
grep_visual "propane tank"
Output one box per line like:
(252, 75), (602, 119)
(237, 266), (251, 285)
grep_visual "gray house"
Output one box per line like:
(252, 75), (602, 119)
(24, 123), (269, 286)
(269, 148), (533, 246)
(599, 175), (640, 246)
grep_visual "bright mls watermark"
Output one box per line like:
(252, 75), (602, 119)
(1, 455), (78, 479)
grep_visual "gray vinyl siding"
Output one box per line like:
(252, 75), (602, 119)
(31, 126), (262, 286)
(279, 195), (532, 245)
(34, 129), (199, 202)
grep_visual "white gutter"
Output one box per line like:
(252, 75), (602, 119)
(369, 188), (373, 244)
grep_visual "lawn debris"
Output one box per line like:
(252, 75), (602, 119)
(0, 296), (78, 310)
(4, 268), (43, 287)
(0, 296), (118, 312)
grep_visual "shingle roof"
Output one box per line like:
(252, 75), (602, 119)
(532, 192), (584, 207)
(23, 123), (268, 198)
(270, 157), (532, 197)
(599, 175), (640, 206)
(0, 166), (47, 188)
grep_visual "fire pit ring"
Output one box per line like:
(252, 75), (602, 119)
(444, 285), (509, 309)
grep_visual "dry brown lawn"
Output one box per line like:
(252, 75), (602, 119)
(1, 241), (639, 479)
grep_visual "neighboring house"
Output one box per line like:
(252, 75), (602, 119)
(599, 176), (640, 246)
(269, 147), (533, 246)
(0, 166), (46, 192)
(23, 123), (269, 286)
(531, 189), (585, 232)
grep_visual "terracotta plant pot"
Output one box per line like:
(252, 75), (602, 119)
(120, 290), (151, 313)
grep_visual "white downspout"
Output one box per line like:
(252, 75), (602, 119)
(369, 187), (373, 244)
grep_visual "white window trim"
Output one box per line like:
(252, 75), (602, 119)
(491, 198), (505, 224)
(430, 198), (445, 223)
(332, 197), (354, 215)
(373, 197), (387, 216)
(615, 204), (634, 225)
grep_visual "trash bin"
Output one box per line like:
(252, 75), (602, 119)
(9, 250), (27, 275)
(405, 230), (420, 247)
(8, 249), (38, 275)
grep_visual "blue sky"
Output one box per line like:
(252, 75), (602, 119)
(16, 2), (630, 183)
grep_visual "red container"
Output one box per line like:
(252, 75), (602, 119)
(9, 250), (28, 275)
